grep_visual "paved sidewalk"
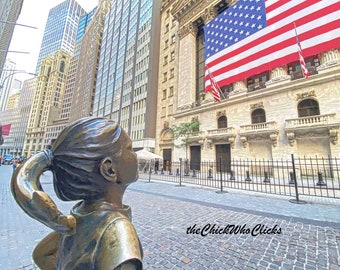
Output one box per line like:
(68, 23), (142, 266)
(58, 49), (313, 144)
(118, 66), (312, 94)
(1, 166), (340, 269)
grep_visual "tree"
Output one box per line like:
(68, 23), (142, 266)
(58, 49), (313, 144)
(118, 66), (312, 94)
(170, 119), (201, 160)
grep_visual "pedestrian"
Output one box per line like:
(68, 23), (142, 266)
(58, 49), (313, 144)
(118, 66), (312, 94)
(12, 158), (18, 171)
(11, 117), (143, 269)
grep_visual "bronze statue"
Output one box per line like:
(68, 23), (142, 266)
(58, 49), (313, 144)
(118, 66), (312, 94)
(11, 117), (143, 269)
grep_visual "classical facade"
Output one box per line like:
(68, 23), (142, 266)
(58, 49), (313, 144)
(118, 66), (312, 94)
(156, 0), (340, 166)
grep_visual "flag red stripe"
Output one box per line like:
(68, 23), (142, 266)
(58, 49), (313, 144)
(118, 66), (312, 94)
(205, 1), (339, 87)
(265, 0), (291, 14)
(266, 0), (321, 26)
(207, 3), (337, 71)
(207, 20), (339, 81)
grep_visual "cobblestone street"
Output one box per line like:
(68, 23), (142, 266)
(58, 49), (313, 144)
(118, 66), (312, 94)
(1, 165), (339, 269)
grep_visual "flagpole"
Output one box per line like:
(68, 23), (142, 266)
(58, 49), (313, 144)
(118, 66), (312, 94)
(293, 22), (309, 79)
(206, 68), (226, 101)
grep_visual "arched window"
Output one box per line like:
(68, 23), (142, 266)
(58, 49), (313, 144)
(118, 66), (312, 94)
(298, 99), (320, 117)
(251, 108), (266, 124)
(217, 116), (227, 128)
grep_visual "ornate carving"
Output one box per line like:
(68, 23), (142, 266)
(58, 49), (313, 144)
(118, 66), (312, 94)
(286, 131), (295, 146)
(228, 137), (235, 149)
(250, 102), (264, 110)
(178, 23), (197, 39)
(269, 132), (279, 147)
(296, 90), (316, 101)
(199, 137), (213, 150)
(240, 136), (248, 148)
(202, 6), (217, 23)
(216, 110), (226, 118)
(329, 128), (338, 145)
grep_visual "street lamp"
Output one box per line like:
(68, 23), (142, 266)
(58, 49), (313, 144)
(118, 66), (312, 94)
(0, 20), (37, 29)
(0, 70), (36, 88)
(0, 70), (36, 110)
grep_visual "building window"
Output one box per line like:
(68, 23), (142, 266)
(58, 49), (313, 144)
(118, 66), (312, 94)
(170, 51), (175, 61)
(247, 71), (269, 92)
(162, 89), (167, 99)
(251, 108), (266, 124)
(170, 68), (174, 78)
(169, 86), (174, 97)
(288, 55), (319, 80)
(60, 61), (65, 73)
(171, 34), (176, 44)
(298, 99), (320, 117)
(217, 116), (227, 128)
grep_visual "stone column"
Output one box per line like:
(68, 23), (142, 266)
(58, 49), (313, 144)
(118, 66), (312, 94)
(177, 23), (197, 108)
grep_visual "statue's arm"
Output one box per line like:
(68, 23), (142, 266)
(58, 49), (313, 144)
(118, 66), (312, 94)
(94, 218), (143, 270)
(33, 231), (61, 270)
(10, 150), (75, 234)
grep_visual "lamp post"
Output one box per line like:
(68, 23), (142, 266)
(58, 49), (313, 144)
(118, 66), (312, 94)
(0, 70), (36, 109)
(0, 20), (37, 29)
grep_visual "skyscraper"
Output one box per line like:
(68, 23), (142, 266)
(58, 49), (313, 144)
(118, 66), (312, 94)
(0, 59), (16, 111)
(35, 0), (86, 74)
(0, 0), (23, 78)
(93, 0), (161, 151)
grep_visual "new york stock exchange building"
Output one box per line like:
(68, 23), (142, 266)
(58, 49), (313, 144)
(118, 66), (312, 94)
(155, 0), (340, 173)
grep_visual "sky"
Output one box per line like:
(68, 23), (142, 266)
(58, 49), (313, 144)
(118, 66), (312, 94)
(7, 0), (97, 81)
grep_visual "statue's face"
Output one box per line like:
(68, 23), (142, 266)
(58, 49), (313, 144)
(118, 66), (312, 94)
(117, 130), (138, 184)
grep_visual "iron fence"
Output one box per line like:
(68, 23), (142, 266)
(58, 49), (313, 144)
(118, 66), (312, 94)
(138, 155), (340, 199)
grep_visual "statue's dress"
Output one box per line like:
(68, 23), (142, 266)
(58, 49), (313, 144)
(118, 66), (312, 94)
(56, 202), (143, 270)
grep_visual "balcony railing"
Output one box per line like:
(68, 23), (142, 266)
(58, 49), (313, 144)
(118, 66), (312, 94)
(285, 114), (337, 129)
(240, 121), (278, 133)
(207, 127), (235, 136)
(247, 82), (266, 92)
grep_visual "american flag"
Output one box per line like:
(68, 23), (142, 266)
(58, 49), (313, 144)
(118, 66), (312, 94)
(207, 68), (221, 102)
(294, 23), (309, 79)
(204, 0), (340, 90)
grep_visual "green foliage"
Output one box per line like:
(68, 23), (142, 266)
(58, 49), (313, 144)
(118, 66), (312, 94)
(170, 119), (201, 159)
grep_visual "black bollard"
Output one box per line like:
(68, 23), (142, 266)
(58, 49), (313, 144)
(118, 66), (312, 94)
(192, 169), (196, 177)
(263, 171), (270, 183)
(207, 168), (213, 178)
(289, 171), (295, 184)
(245, 170), (251, 181)
(229, 170), (235, 180)
(316, 172), (326, 186)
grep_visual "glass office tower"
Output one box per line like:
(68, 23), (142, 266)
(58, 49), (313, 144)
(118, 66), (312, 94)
(35, 0), (86, 74)
(93, 0), (161, 150)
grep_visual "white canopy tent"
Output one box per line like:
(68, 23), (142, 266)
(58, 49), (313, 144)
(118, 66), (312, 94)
(135, 149), (163, 160)
(135, 149), (163, 172)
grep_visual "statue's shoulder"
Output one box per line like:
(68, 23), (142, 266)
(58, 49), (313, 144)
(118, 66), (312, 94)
(94, 214), (143, 270)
